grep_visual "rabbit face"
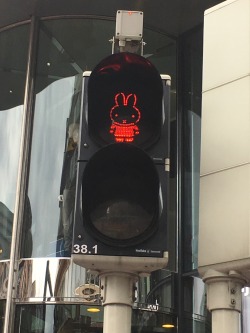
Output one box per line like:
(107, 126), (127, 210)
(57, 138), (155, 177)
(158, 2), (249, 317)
(110, 93), (141, 125)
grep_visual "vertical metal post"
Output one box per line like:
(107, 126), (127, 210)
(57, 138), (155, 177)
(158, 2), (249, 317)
(3, 16), (39, 333)
(176, 37), (183, 333)
(100, 272), (138, 333)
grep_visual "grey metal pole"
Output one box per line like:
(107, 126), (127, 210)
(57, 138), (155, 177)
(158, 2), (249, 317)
(100, 272), (138, 333)
(203, 270), (246, 333)
(3, 16), (39, 333)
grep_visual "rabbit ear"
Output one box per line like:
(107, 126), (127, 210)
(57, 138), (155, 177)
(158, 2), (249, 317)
(126, 94), (137, 106)
(114, 92), (126, 106)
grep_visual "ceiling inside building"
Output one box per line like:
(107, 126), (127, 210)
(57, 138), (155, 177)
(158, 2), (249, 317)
(0, 0), (224, 35)
(0, 0), (224, 111)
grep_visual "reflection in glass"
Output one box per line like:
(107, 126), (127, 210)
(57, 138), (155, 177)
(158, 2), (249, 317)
(0, 262), (9, 299)
(14, 304), (103, 333)
(183, 112), (201, 269)
(26, 75), (81, 258)
(181, 28), (203, 272)
(183, 277), (211, 333)
(58, 122), (79, 256)
(0, 25), (29, 111)
(145, 272), (173, 310)
(14, 304), (177, 333)
(0, 300), (6, 331)
(0, 203), (13, 260)
(0, 24), (29, 260)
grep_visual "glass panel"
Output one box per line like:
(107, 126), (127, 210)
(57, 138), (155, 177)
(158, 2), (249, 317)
(144, 33), (178, 275)
(0, 24), (29, 260)
(139, 271), (173, 310)
(181, 28), (203, 272)
(184, 317), (211, 333)
(14, 304), (103, 333)
(0, 262), (9, 300)
(183, 277), (211, 333)
(143, 29), (177, 272)
(144, 29), (177, 87)
(14, 304), (177, 333)
(0, 300), (6, 331)
(132, 309), (177, 333)
(25, 18), (177, 259)
(24, 75), (81, 258)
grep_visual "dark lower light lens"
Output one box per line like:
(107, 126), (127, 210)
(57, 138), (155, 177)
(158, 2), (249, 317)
(91, 199), (152, 240)
(82, 143), (159, 246)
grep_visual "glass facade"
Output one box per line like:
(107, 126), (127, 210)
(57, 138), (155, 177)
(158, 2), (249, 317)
(0, 1), (233, 332)
(181, 28), (203, 273)
(181, 29), (203, 272)
(0, 24), (29, 261)
(14, 304), (178, 333)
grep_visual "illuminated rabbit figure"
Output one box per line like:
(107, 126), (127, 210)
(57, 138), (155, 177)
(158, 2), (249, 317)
(110, 92), (141, 143)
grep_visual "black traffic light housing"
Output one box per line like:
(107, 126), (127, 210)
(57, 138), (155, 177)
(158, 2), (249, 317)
(72, 52), (170, 273)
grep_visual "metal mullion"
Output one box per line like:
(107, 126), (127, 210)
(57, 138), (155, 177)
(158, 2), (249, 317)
(3, 15), (39, 333)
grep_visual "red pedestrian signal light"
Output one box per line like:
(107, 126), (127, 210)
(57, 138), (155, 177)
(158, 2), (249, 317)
(86, 52), (163, 152)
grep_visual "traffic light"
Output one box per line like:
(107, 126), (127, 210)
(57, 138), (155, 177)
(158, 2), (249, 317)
(72, 52), (170, 272)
